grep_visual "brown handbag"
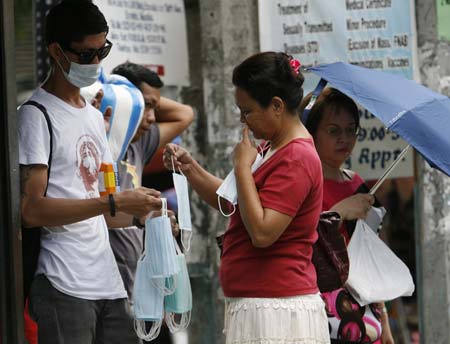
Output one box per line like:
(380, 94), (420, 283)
(312, 211), (350, 292)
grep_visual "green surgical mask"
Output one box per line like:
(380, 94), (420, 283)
(164, 240), (192, 332)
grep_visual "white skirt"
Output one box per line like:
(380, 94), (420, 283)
(224, 294), (330, 344)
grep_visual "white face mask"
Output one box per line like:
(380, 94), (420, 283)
(56, 48), (101, 88)
(171, 157), (193, 251)
(216, 153), (264, 217)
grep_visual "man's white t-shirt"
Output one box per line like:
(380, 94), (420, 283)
(18, 87), (126, 300)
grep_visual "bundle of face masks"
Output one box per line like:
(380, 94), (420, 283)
(133, 198), (193, 341)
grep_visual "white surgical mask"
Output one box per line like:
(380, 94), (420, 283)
(56, 47), (100, 88)
(216, 153), (264, 217)
(171, 157), (193, 251)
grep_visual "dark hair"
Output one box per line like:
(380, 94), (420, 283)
(232, 52), (304, 113)
(299, 88), (360, 136)
(112, 62), (164, 89)
(45, 0), (108, 48)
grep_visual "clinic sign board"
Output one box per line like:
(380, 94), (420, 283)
(258, 0), (418, 180)
(94, 0), (190, 86)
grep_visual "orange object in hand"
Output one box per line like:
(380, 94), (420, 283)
(99, 162), (118, 196)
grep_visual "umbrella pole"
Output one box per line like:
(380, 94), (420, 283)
(369, 145), (410, 195)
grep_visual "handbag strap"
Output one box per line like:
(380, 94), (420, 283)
(22, 100), (53, 194)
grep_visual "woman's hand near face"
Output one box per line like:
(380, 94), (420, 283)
(233, 126), (258, 170)
(163, 143), (194, 173)
(330, 193), (375, 221)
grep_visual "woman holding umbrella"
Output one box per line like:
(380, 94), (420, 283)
(164, 52), (330, 344)
(300, 87), (395, 344)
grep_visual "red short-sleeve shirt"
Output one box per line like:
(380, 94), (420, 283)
(219, 138), (323, 297)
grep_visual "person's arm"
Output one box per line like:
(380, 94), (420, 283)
(329, 193), (374, 224)
(235, 167), (293, 248)
(233, 127), (293, 248)
(20, 164), (161, 228)
(156, 97), (194, 149)
(105, 209), (180, 237)
(105, 212), (134, 228)
(377, 303), (395, 344)
(163, 143), (223, 209)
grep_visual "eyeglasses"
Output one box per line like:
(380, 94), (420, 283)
(325, 126), (360, 138)
(62, 39), (113, 64)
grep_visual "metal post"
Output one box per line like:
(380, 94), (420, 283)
(415, 0), (450, 342)
(0, 0), (24, 343)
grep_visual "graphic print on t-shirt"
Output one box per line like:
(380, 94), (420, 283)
(76, 135), (101, 198)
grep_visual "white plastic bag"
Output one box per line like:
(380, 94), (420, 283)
(345, 219), (415, 306)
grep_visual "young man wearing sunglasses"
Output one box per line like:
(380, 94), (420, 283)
(18, 1), (162, 343)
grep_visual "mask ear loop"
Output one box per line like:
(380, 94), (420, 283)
(161, 197), (168, 218)
(181, 230), (192, 252)
(134, 318), (163, 341)
(258, 141), (271, 156)
(165, 309), (191, 333)
(171, 154), (187, 178)
(177, 164), (186, 177)
(217, 194), (236, 217)
(171, 155), (176, 173)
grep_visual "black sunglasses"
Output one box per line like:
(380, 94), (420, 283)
(62, 39), (113, 64)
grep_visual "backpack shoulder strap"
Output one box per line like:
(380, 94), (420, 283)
(21, 100), (54, 301)
(22, 100), (53, 194)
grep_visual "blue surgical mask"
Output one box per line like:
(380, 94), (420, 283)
(56, 47), (100, 88)
(133, 258), (164, 321)
(133, 255), (164, 340)
(145, 198), (180, 294)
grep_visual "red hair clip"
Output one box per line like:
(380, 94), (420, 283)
(289, 58), (301, 74)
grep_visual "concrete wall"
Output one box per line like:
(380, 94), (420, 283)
(181, 0), (259, 343)
(415, 1), (450, 342)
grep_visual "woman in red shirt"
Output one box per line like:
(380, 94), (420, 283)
(300, 88), (394, 344)
(164, 52), (329, 344)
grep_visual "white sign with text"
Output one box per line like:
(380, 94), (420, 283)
(259, 0), (418, 180)
(95, 0), (190, 86)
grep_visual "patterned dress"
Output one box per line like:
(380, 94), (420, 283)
(321, 172), (382, 344)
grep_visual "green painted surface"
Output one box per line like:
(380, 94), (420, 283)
(437, 0), (450, 40)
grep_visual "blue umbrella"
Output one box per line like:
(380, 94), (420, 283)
(306, 62), (450, 177)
